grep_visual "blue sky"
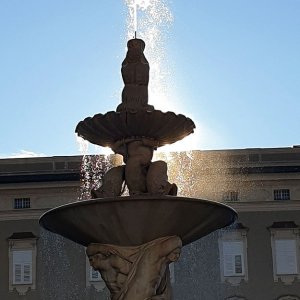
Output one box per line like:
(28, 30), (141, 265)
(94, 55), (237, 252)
(0, 0), (299, 158)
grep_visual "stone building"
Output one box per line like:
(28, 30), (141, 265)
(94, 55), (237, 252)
(0, 147), (300, 300)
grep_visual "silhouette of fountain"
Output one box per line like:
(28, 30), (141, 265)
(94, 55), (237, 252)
(40, 38), (237, 299)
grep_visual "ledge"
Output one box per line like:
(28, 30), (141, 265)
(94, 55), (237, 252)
(0, 172), (80, 184)
(0, 208), (51, 221)
(225, 200), (300, 212)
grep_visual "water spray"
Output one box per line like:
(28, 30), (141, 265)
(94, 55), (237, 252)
(130, 0), (152, 38)
(133, 1), (137, 38)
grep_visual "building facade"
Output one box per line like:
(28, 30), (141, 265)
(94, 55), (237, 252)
(0, 147), (300, 300)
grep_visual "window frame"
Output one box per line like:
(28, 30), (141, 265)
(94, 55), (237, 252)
(222, 240), (245, 277)
(89, 265), (102, 282)
(8, 234), (37, 295)
(274, 189), (290, 201)
(12, 249), (33, 284)
(13, 198), (31, 209)
(223, 191), (239, 202)
(218, 226), (248, 285)
(269, 225), (300, 284)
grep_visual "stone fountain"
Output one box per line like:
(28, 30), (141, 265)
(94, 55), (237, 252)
(40, 38), (237, 299)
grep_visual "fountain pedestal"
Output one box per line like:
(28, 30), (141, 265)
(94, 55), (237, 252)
(87, 236), (181, 300)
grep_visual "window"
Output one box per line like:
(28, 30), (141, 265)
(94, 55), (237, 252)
(223, 241), (245, 276)
(275, 239), (298, 275)
(12, 250), (32, 284)
(14, 198), (31, 209)
(218, 224), (248, 285)
(89, 266), (101, 282)
(223, 191), (239, 202)
(8, 232), (37, 295)
(269, 222), (300, 284)
(274, 189), (290, 200)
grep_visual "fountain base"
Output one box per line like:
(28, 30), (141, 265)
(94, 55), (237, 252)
(39, 196), (236, 299)
(87, 236), (181, 300)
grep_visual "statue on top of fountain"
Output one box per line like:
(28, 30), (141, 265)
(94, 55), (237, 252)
(117, 38), (154, 113)
(91, 38), (177, 199)
(75, 38), (195, 186)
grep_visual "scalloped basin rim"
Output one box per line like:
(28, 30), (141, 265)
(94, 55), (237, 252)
(75, 110), (196, 148)
(39, 195), (237, 247)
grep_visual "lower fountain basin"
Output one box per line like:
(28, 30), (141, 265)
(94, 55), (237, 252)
(39, 195), (237, 247)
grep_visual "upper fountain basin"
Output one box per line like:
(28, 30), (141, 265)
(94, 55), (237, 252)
(75, 110), (195, 148)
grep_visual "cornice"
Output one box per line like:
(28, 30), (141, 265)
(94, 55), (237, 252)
(228, 200), (300, 212)
(0, 208), (50, 221)
(0, 172), (80, 184)
(1, 200), (300, 221)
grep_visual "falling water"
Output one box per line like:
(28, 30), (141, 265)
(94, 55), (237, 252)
(38, 228), (82, 299)
(38, 228), (110, 299)
(76, 136), (115, 200)
(125, 0), (173, 111)
(75, 0), (174, 201)
(124, 0), (202, 202)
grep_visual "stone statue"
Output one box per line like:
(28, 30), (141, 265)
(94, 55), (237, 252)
(147, 160), (178, 195)
(86, 236), (182, 300)
(117, 39), (154, 113)
(91, 166), (125, 199)
(91, 137), (177, 196)
(41, 36), (237, 300)
(112, 137), (157, 195)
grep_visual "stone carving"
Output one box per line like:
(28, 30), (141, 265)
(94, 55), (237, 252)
(41, 37), (235, 300)
(75, 110), (195, 149)
(84, 38), (183, 197)
(117, 38), (154, 113)
(112, 137), (157, 195)
(75, 38), (195, 198)
(86, 236), (182, 300)
(92, 137), (177, 196)
(91, 166), (125, 198)
(147, 160), (178, 195)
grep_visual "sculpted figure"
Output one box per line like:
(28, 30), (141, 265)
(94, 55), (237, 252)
(90, 38), (177, 198)
(112, 137), (157, 195)
(117, 38), (154, 113)
(108, 138), (177, 196)
(91, 166), (125, 198)
(147, 160), (178, 196)
(86, 236), (182, 300)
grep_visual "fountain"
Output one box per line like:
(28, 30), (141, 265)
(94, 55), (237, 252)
(39, 37), (237, 299)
